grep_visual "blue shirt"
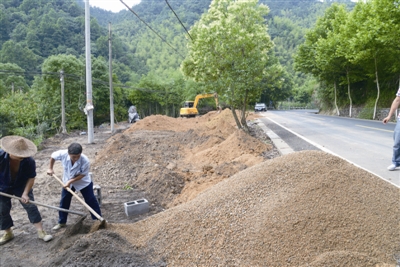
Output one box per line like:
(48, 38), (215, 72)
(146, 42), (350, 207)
(0, 149), (36, 196)
(51, 149), (91, 191)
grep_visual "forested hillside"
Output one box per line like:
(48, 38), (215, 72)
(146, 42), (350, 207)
(0, 0), (357, 142)
(100, 0), (356, 104)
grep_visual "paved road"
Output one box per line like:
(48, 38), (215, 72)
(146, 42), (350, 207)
(257, 109), (400, 188)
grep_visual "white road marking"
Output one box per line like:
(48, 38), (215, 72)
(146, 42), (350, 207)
(355, 125), (393, 133)
(263, 117), (400, 189)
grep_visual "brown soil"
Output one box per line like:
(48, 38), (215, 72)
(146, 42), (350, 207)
(1, 109), (399, 267)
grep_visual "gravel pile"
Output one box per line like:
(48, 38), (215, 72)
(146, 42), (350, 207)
(111, 150), (400, 266)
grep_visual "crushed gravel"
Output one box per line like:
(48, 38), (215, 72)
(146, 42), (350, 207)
(110, 150), (400, 266)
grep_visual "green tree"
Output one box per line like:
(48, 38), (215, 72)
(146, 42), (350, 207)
(0, 6), (11, 46)
(127, 74), (164, 117)
(260, 62), (292, 109)
(315, 4), (351, 115)
(0, 63), (29, 97)
(294, 3), (350, 115)
(33, 54), (85, 131)
(0, 40), (40, 76)
(91, 56), (127, 124)
(127, 72), (185, 118)
(345, 1), (396, 119)
(181, 0), (273, 131)
(0, 91), (45, 143)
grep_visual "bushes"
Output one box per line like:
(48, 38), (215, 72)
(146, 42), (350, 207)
(0, 91), (47, 145)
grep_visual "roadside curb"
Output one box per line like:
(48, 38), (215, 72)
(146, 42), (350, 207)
(254, 119), (294, 155)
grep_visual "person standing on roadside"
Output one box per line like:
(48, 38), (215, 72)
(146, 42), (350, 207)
(0, 136), (53, 245)
(47, 143), (101, 230)
(382, 89), (400, 171)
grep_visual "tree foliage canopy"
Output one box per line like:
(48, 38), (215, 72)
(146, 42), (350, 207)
(181, 0), (273, 130)
(0, 0), (362, 140)
(294, 0), (400, 118)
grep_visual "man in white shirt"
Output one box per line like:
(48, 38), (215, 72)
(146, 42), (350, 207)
(47, 143), (102, 230)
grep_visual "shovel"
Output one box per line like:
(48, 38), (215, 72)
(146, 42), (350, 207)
(51, 174), (106, 230)
(0, 191), (87, 217)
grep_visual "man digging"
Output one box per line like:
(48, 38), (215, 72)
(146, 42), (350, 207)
(0, 136), (53, 245)
(47, 143), (102, 230)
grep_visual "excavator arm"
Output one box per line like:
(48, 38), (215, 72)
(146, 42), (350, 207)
(180, 93), (219, 117)
(193, 93), (217, 108)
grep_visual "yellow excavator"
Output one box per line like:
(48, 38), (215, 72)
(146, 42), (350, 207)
(180, 93), (219, 117)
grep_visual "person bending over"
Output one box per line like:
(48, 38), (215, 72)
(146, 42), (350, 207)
(47, 143), (101, 230)
(0, 136), (53, 245)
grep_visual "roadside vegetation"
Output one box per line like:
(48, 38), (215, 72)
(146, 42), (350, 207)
(2, 0), (395, 142)
(294, 0), (400, 120)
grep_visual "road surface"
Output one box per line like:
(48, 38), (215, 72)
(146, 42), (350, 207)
(257, 109), (400, 188)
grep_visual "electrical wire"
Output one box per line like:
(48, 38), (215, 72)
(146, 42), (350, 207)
(119, 0), (185, 58)
(0, 69), (59, 76)
(0, 69), (176, 95)
(164, 0), (193, 41)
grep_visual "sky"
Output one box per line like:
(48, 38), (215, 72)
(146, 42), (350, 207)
(90, 0), (141, 13)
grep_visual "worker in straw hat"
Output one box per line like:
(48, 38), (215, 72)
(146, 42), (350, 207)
(0, 136), (53, 245)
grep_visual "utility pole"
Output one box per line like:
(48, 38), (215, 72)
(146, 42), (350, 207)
(60, 70), (67, 133)
(109, 22), (115, 133)
(85, 0), (94, 143)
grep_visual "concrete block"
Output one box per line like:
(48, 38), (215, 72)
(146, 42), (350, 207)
(124, 199), (149, 216)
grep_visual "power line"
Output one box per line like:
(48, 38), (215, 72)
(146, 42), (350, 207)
(0, 69), (59, 76)
(0, 69), (177, 95)
(165, 0), (193, 41)
(119, 0), (185, 58)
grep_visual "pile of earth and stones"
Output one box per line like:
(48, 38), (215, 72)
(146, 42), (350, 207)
(1, 108), (399, 267)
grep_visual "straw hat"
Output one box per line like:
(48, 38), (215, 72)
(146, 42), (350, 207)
(0, 136), (37, 158)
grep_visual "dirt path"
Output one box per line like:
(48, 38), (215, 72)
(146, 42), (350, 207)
(1, 109), (399, 267)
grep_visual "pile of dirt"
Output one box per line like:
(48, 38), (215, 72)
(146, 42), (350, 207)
(92, 109), (273, 211)
(1, 109), (399, 267)
(108, 150), (400, 266)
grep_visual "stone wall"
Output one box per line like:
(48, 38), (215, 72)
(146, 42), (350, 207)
(334, 108), (393, 122)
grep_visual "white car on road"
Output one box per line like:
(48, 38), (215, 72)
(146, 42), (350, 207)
(254, 103), (267, 112)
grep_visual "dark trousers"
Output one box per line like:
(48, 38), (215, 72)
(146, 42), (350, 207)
(0, 189), (42, 230)
(58, 181), (101, 224)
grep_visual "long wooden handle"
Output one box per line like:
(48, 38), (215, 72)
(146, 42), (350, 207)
(0, 191), (87, 217)
(52, 174), (104, 222)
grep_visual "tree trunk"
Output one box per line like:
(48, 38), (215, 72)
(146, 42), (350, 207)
(373, 56), (380, 120)
(334, 80), (340, 116)
(346, 69), (352, 117)
(240, 110), (249, 132)
(228, 84), (242, 129)
(231, 107), (241, 129)
(240, 90), (249, 132)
